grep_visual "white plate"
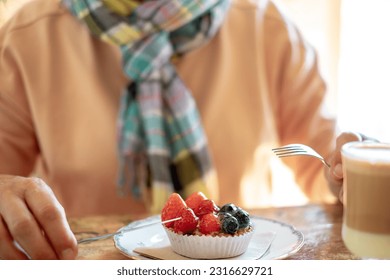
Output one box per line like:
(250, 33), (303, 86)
(114, 215), (304, 260)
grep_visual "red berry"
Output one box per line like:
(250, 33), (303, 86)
(161, 193), (186, 228)
(173, 208), (199, 234)
(195, 199), (219, 216)
(185, 191), (207, 212)
(199, 213), (221, 234)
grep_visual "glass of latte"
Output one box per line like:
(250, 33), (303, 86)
(341, 142), (390, 259)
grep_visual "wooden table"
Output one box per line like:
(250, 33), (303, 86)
(70, 203), (360, 260)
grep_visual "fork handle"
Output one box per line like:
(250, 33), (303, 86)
(322, 160), (331, 168)
(77, 233), (116, 244)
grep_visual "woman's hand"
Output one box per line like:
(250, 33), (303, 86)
(325, 132), (378, 202)
(0, 175), (78, 259)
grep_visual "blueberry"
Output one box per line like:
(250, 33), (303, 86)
(219, 212), (239, 234)
(217, 212), (232, 221)
(233, 208), (250, 229)
(219, 203), (238, 214)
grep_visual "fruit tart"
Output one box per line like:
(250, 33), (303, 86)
(161, 192), (254, 259)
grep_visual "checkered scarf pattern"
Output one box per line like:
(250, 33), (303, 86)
(63, 0), (230, 212)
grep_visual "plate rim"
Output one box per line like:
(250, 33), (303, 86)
(114, 214), (304, 260)
(252, 215), (305, 259)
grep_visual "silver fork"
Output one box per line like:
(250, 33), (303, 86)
(77, 217), (181, 244)
(272, 144), (331, 168)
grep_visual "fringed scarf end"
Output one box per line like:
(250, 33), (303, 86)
(116, 154), (144, 198)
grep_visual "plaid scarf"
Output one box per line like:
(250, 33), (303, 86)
(63, 0), (230, 212)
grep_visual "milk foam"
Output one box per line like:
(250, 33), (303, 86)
(342, 142), (390, 174)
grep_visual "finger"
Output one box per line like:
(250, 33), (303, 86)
(329, 132), (363, 179)
(0, 216), (28, 260)
(25, 178), (77, 260)
(329, 163), (343, 181)
(324, 164), (343, 201)
(0, 188), (58, 259)
(327, 177), (343, 203)
(327, 153), (343, 182)
(331, 132), (362, 166)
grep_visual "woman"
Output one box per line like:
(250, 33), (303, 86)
(0, 0), (362, 259)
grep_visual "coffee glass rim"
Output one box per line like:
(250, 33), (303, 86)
(341, 141), (390, 162)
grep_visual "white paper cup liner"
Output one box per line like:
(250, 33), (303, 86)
(164, 227), (254, 259)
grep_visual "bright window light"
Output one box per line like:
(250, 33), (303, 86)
(338, 0), (390, 142)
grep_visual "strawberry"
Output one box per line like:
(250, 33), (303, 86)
(198, 213), (221, 234)
(173, 207), (199, 234)
(185, 191), (207, 212)
(195, 199), (220, 216)
(161, 193), (187, 228)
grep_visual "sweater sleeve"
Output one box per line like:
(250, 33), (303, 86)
(266, 5), (338, 203)
(0, 20), (39, 175)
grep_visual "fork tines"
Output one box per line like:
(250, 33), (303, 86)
(272, 144), (331, 168)
(271, 145), (307, 157)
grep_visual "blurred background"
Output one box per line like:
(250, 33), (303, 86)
(1, 0), (389, 206)
(273, 0), (390, 144)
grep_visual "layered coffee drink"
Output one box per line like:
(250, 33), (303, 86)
(341, 142), (390, 259)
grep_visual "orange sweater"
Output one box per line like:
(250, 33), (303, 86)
(0, 0), (337, 217)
